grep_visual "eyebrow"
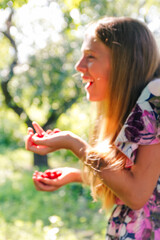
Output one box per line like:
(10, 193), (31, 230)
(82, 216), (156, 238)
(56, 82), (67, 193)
(81, 49), (96, 54)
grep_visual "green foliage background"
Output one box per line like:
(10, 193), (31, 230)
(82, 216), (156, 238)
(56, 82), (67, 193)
(0, 150), (107, 239)
(0, 0), (160, 239)
(0, 0), (29, 9)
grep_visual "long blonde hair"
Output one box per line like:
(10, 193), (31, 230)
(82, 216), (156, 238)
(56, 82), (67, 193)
(82, 17), (160, 210)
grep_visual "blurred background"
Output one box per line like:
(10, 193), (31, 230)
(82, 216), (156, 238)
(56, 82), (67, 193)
(0, 0), (160, 239)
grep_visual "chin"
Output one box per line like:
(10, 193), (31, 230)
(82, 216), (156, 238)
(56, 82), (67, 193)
(87, 96), (103, 102)
(86, 92), (105, 102)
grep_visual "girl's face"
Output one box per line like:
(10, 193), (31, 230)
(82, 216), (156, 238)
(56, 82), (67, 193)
(75, 31), (112, 101)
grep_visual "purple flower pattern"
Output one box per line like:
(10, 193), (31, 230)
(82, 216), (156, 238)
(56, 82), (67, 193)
(125, 104), (144, 143)
(106, 79), (160, 239)
(115, 79), (160, 164)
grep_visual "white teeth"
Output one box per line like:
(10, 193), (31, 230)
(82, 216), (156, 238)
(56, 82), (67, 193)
(85, 82), (93, 89)
(82, 79), (93, 83)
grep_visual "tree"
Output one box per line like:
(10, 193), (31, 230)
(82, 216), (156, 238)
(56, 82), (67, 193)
(0, 2), (83, 166)
(0, 0), (160, 166)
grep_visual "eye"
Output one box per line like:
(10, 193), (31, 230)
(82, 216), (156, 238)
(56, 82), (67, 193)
(87, 55), (95, 59)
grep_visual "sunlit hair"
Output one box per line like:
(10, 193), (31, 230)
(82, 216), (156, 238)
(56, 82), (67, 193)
(82, 17), (160, 210)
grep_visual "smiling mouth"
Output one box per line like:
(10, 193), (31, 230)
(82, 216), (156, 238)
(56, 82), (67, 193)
(85, 81), (93, 89)
(88, 82), (93, 87)
(82, 79), (93, 85)
(82, 75), (94, 88)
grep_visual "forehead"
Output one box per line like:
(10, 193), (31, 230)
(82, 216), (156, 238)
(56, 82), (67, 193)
(81, 34), (96, 50)
(81, 28), (108, 53)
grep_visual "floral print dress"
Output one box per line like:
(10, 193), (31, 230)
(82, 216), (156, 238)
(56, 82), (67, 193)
(106, 79), (160, 239)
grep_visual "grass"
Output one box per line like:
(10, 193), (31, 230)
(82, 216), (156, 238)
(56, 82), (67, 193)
(0, 148), (107, 240)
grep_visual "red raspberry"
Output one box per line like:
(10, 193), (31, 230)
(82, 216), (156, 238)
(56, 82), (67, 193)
(34, 170), (62, 180)
(53, 128), (61, 134)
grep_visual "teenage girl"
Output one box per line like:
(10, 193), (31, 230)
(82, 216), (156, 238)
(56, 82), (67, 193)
(26, 17), (160, 239)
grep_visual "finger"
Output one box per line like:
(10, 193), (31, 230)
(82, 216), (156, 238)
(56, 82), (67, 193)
(25, 133), (34, 150)
(32, 121), (45, 137)
(33, 178), (45, 190)
(49, 128), (61, 135)
(28, 140), (53, 154)
(33, 170), (39, 176)
(33, 178), (58, 191)
(27, 127), (34, 135)
(32, 135), (49, 145)
(46, 129), (52, 134)
(37, 176), (61, 186)
(26, 135), (49, 154)
(53, 128), (61, 134)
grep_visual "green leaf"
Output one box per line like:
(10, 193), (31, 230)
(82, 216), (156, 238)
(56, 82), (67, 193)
(64, 0), (86, 10)
(0, 0), (29, 9)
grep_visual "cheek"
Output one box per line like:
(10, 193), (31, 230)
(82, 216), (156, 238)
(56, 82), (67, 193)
(88, 62), (94, 70)
(93, 78), (108, 99)
(96, 75), (109, 97)
(95, 64), (111, 80)
(99, 80), (108, 94)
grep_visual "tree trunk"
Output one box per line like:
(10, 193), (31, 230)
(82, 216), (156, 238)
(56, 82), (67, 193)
(34, 153), (49, 167)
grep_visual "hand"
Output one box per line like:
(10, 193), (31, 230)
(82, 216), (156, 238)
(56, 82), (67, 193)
(25, 122), (62, 155)
(25, 126), (53, 155)
(32, 167), (82, 191)
(26, 121), (88, 159)
(32, 121), (61, 137)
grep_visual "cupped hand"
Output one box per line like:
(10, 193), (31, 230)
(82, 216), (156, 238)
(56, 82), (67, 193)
(30, 122), (71, 152)
(32, 167), (82, 191)
(25, 121), (62, 155)
(26, 121), (88, 160)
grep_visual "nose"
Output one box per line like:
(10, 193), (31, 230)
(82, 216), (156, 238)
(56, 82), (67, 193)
(75, 57), (87, 73)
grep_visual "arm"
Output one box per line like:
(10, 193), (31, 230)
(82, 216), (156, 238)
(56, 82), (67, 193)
(27, 123), (160, 210)
(33, 167), (83, 191)
(99, 143), (160, 210)
(26, 122), (89, 159)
